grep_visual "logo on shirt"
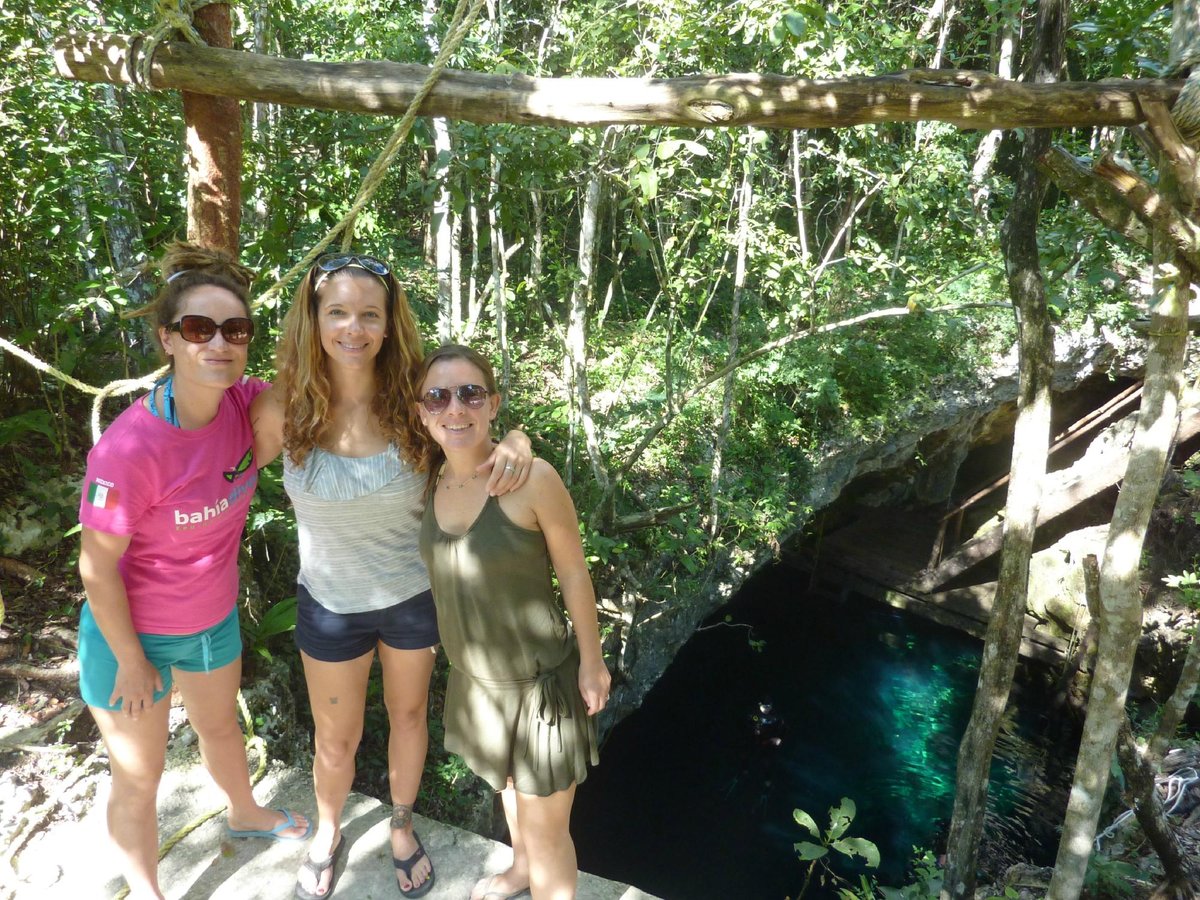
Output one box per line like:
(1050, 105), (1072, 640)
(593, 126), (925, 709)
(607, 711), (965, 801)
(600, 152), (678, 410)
(86, 478), (119, 509)
(172, 479), (253, 529)
(224, 446), (254, 482)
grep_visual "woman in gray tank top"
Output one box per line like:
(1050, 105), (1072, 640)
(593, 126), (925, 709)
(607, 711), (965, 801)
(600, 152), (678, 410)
(251, 257), (533, 900)
(415, 344), (610, 900)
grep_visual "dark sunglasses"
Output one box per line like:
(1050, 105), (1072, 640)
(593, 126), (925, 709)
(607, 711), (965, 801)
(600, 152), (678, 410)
(420, 384), (491, 414)
(312, 254), (392, 293)
(168, 314), (255, 345)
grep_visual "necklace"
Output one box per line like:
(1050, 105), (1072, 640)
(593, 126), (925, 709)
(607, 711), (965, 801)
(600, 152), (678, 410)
(441, 469), (479, 491)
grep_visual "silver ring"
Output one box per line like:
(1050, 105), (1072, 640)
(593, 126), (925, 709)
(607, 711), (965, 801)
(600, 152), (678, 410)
(505, 465), (515, 472)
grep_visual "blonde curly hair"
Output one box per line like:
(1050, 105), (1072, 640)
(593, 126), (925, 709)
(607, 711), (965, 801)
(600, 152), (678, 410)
(273, 262), (426, 469)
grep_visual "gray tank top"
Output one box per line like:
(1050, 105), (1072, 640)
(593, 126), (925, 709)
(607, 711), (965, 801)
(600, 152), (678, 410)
(283, 445), (430, 614)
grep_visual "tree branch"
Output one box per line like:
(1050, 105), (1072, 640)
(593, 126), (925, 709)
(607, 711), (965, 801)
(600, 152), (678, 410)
(1038, 147), (1150, 249)
(52, 34), (1184, 130)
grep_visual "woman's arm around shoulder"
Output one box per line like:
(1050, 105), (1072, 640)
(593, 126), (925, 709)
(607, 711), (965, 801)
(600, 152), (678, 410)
(250, 384), (285, 468)
(524, 460), (611, 715)
(481, 428), (533, 496)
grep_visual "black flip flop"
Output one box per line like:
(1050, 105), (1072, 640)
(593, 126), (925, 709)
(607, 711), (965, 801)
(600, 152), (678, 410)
(393, 831), (436, 898)
(295, 836), (346, 900)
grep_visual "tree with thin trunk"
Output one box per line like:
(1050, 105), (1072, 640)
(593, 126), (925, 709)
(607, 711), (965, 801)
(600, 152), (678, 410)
(709, 138), (753, 537)
(1046, 0), (1199, 888)
(940, 1), (1064, 896)
(566, 139), (611, 495)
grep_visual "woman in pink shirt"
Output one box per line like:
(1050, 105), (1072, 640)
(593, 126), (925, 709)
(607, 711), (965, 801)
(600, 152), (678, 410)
(77, 242), (310, 900)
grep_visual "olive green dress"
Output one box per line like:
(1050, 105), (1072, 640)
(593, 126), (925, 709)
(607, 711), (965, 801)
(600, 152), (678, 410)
(419, 494), (599, 796)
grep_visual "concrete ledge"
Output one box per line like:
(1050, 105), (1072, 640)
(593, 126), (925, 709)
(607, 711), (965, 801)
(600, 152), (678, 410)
(17, 758), (656, 899)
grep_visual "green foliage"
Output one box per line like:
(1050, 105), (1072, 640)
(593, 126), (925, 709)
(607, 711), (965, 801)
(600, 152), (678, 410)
(878, 849), (943, 899)
(0, 411), (60, 453)
(792, 798), (880, 899)
(240, 596), (298, 661)
(1162, 568), (1200, 612)
(1083, 853), (1139, 898)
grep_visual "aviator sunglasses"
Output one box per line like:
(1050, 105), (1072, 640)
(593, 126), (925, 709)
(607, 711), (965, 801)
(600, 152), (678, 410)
(420, 384), (491, 414)
(168, 314), (255, 345)
(312, 253), (392, 294)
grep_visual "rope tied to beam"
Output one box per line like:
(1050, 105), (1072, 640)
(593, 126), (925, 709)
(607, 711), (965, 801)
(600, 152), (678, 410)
(131, 0), (224, 90)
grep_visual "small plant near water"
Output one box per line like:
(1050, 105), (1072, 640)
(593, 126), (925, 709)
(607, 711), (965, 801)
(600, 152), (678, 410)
(878, 849), (943, 899)
(790, 797), (880, 899)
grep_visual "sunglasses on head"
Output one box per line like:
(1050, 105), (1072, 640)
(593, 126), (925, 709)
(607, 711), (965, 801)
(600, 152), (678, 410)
(311, 254), (392, 293)
(419, 384), (491, 414)
(168, 314), (255, 345)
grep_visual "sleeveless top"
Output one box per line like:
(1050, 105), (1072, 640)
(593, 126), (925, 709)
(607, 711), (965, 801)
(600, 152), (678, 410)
(283, 445), (429, 614)
(419, 494), (598, 795)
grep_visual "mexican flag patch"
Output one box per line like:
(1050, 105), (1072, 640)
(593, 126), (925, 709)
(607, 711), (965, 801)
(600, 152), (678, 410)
(86, 480), (118, 509)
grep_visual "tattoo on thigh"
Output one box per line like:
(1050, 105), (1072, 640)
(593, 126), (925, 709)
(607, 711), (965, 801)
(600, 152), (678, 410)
(329, 696), (338, 705)
(391, 804), (413, 830)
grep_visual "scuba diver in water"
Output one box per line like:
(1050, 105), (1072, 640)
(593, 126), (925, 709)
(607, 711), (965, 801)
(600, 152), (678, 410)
(751, 699), (785, 748)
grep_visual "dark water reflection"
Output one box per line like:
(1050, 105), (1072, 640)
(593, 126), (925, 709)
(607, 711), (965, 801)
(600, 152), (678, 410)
(572, 565), (1075, 899)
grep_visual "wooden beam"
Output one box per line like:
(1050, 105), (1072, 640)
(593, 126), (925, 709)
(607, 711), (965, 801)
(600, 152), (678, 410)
(915, 403), (1200, 592)
(54, 33), (1184, 130)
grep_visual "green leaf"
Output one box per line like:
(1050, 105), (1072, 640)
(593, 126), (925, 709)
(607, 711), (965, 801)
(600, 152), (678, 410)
(794, 841), (828, 861)
(793, 808), (821, 838)
(657, 139), (683, 160)
(827, 797), (856, 839)
(831, 837), (880, 868)
(783, 11), (807, 38)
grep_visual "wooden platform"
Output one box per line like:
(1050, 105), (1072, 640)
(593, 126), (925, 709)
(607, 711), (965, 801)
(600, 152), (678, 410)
(791, 508), (1071, 664)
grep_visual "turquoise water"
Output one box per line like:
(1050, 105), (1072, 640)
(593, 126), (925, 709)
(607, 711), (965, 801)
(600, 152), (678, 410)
(571, 564), (1074, 899)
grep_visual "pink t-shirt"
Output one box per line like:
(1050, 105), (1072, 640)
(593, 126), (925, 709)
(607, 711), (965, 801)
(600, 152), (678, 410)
(79, 377), (268, 634)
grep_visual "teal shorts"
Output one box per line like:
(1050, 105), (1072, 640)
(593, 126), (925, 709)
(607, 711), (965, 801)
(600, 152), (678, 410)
(78, 603), (242, 711)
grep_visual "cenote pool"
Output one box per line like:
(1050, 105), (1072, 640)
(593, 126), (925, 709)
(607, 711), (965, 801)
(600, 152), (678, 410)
(571, 564), (1077, 899)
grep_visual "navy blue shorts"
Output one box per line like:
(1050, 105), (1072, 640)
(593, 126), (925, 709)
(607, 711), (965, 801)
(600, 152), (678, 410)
(294, 583), (439, 662)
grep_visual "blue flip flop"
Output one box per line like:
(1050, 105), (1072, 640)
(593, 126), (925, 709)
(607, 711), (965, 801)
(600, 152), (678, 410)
(227, 808), (312, 841)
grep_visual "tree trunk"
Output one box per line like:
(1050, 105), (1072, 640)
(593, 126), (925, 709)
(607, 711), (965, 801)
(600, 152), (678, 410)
(487, 154), (512, 391)
(466, 177), (481, 337)
(709, 146), (752, 536)
(791, 130), (811, 265)
(530, 187), (545, 330)
(941, 2), (1064, 897)
(566, 158), (611, 496)
(183, 4), (241, 254)
(1115, 719), (1200, 896)
(450, 190), (464, 335)
(970, 7), (1017, 223)
(1148, 624), (1200, 761)
(97, 84), (152, 312)
(424, 0), (455, 339)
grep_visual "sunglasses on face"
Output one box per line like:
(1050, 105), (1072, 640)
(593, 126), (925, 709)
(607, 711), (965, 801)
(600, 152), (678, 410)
(419, 384), (491, 414)
(311, 254), (392, 294)
(168, 315), (255, 345)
